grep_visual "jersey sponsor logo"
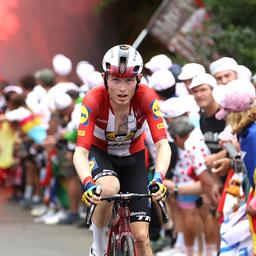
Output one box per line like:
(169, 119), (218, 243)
(77, 130), (85, 136)
(80, 105), (91, 126)
(150, 99), (162, 120)
(105, 132), (116, 141)
(124, 131), (135, 140)
(157, 123), (165, 129)
(105, 131), (136, 145)
(89, 157), (98, 172)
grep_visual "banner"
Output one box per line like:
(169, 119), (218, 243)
(150, 0), (212, 64)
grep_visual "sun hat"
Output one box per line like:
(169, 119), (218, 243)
(76, 61), (95, 84)
(178, 63), (205, 80)
(54, 93), (73, 110)
(145, 54), (172, 73)
(189, 73), (217, 89)
(209, 57), (238, 75)
(160, 97), (189, 118)
(3, 85), (23, 95)
(148, 69), (175, 91)
(212, 79), (255, 120)
(52, 54), (72, 76)
(237, 65), (252, 81)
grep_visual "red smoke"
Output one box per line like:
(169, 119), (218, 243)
(0, 0), (102, 83)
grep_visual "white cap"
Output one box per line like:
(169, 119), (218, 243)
(52, 54), (72, 76)
(76, 61), (95, 84)
(189, 73), (217, 89)
(237, 65), (252, 81)
(3, 85), (23, 95)
(160, 97), (188, 118)
(178, 63), (206, 80)
(54, 93), (73, 110)
(145, 54), (172, 73)
(209, 57), (238, 75)
(87, 71), (104, 89)
(148, 69), (175, 91)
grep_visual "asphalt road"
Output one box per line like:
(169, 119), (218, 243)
(0, 188), (92, 256)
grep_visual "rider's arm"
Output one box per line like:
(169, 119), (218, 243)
(73, 146), (91, 183)
(73, 90), (98, 186)
(73, 146), (99, 206)
(155, 138), (171, 177)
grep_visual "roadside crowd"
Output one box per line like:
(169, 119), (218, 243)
(0, 52), (256, 256)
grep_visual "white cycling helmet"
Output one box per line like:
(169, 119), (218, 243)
(102, 44), (143, 78)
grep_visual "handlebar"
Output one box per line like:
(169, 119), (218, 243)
(149, 183), (169, 224)
(85, 191), (169, 227)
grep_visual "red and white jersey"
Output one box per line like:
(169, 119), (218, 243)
(76, 84), (167, 156)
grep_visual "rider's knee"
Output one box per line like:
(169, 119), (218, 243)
(96, 176), (120, 196)
(133, 228), (150, 245)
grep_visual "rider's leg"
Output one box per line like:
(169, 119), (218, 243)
(93, 175), (120, 226)
(130, 222), (153, 256)
(91, 175), (120, 255)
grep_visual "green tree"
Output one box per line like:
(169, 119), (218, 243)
(202, 0), (256, 71)
(96, 0), (256, 71)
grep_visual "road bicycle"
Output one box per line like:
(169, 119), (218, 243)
(86, 189), (169, 255)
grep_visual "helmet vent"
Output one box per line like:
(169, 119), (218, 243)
(119, 56), (127, 74)
(105, 62), (111, 71)
(133, 66), (139, 73)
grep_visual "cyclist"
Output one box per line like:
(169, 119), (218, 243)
(73, 44), (171, 255)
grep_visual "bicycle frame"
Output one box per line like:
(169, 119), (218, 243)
(85, 192), (168, 255)
(106, 200), (136, 255)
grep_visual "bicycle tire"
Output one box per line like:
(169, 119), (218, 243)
(108, 232), (117, 256)
(120, 235), (136, 256)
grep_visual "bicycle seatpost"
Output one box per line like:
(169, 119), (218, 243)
(150, 184), (169, 224)
(85, 186), (102, 228)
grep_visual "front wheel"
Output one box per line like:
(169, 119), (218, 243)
(108, 232), (117, 256)
(120, 235), (136, 256)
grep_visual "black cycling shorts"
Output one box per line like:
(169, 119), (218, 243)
(89, 146), (151, 223)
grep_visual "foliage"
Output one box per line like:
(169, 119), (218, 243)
(201, 0), (256, 71)
(96, 0), (256, 71)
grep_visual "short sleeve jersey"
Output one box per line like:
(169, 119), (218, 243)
(172, 128), (210, 185)
(76, 84), (167, 156)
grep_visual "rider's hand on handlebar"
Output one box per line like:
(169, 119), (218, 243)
(148, 171), (168, 201)
(82, 177), (101, 207)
